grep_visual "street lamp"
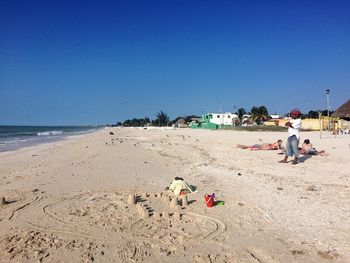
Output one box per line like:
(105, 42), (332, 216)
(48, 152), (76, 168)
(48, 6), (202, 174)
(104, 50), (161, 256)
(326, 89), (330, 130)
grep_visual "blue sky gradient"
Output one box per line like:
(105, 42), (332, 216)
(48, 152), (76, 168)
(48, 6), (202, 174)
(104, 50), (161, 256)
(1, 0), (349, 125)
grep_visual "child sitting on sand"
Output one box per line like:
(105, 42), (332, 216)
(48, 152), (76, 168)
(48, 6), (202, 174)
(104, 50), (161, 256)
(167, 177), (197, 195)
(236, 140), (283, 151)
(300, 139), (329, 156)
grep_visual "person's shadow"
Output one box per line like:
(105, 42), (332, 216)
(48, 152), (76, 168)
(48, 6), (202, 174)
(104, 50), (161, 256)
(298, 154), (313, 163)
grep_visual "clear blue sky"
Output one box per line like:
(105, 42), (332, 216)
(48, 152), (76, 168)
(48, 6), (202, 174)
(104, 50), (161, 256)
(1, 0), (349, 125)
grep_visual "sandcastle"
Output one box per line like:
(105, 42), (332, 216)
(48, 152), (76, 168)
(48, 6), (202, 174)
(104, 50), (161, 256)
(170, 197), (178, 208)
(153, 211), (161, 220)
(174, 210), (181, 220)
(1, 196), (6, 205)
(162, 211), (170, 219)
(127, 194), (136, 205)
(180, 195), (188, 206)
(129, 192), (190, 220)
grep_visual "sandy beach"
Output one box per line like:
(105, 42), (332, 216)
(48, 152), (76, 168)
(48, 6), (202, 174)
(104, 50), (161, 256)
(0, 127), (349, 263)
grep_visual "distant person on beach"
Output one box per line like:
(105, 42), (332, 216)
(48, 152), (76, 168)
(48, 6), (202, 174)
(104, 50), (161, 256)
(340, 128), (349, 134)
(236, 140), (283, 150)
(279, 109), (302, 165)
(333, 121), (339, 135)
(300, 139), (329, 156)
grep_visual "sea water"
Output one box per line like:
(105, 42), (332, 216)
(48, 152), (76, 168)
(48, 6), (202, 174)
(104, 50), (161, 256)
(0, 126), (100, 152)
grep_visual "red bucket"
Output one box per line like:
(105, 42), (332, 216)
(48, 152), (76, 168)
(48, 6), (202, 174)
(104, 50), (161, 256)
(204, 194), (214, 208)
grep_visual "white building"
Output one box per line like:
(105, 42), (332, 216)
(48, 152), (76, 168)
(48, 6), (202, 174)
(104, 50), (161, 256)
(270, 114), (280, 119)
(209, 112), (239, 126)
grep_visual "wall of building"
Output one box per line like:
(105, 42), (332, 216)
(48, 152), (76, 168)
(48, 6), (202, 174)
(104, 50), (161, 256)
(209, 113), (239, 126)
(271, 118), (349, 130)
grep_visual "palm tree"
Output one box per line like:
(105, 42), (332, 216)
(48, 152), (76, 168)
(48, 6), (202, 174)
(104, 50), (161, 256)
(237, 108), (246, 120)
(154, 110), (170, 126)
(250, 106), (269, 124)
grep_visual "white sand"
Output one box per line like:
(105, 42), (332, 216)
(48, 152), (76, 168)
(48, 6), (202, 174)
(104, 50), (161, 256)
(0, 127), (349, 262)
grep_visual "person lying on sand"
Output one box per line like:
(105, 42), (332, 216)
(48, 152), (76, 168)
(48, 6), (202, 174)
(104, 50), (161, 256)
(236, 140), (283, 151)
(300, 139), (329, 156)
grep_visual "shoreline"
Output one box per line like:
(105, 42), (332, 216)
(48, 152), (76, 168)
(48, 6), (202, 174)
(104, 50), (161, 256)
(0, 127), (102, 153)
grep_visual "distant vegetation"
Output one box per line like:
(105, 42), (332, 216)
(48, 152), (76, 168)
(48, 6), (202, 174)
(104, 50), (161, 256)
(113, 111), (202, 127)
(111, 107), (334, 127)
(230, 125), (288, 132)
(250, 106), (269, 124)
(120, 117), (150, 127)
(153, 110), (169, 126)
(116, 111), (170, 127)
(302, 110), (334, 119)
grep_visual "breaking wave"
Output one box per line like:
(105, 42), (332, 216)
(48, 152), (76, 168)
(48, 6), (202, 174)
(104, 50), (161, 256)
(37, 131), (64, 136)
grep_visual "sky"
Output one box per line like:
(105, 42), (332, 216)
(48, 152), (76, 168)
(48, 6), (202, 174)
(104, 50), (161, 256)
(1, 0), (349, 125)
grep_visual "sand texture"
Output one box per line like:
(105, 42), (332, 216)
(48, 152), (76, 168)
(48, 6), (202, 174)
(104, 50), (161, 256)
(0, 127), (349, 262)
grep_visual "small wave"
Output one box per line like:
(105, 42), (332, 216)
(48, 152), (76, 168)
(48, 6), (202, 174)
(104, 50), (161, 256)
(37, 131), (63, 136)
(0, 139), (28, 145)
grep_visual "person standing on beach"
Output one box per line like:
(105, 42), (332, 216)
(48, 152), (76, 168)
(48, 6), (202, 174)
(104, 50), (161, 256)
(279, 109), (302, 165)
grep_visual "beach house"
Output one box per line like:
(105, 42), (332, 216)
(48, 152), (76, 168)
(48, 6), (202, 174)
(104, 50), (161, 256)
(190, 112), (239, 129)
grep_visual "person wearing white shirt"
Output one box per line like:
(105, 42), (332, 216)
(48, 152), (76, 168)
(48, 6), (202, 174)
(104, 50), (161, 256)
(279, 110), (302, 165)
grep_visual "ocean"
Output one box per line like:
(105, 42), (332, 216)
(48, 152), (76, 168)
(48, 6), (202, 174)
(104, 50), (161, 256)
(0, 126), (100, 152)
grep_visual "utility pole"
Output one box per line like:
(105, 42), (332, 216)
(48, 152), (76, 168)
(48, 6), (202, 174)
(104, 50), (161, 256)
(233, 106), (236, 127)
(318, 111), (322, 139)
(326, 89), (330, 130)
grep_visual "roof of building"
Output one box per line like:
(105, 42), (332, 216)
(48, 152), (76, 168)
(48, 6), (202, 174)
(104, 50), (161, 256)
(175, 118), (187, 125)
(208, 112), (239, 117)
(333, 99), (350, 118)
(189, 117), (202, 122)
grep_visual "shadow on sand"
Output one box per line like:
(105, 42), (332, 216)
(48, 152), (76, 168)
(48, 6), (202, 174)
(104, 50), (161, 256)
(298, 155), (313, 163)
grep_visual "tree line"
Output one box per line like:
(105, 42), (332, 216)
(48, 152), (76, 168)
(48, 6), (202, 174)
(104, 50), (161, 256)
(115, 111), (202, 127)
(113, 107), (334, 127)
(115, 110), (170, 127)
